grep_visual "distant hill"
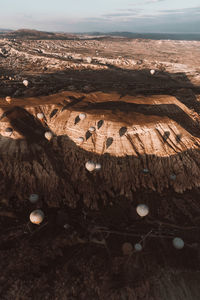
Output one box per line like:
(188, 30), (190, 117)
(0, 29), (78, 40)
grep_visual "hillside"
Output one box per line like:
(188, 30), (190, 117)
(0, 28), (77, 40)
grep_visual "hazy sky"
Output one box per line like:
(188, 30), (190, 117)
(0, 0), (200, 33)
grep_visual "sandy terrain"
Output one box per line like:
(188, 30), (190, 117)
(0, 32), (200, 299)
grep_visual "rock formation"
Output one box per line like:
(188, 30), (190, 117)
(0, 34), (200, 299)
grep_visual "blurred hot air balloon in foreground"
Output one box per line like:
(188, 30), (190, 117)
(30, 209), (44, 225)
(29, 194), (39, 204)
(134, 243), (143, 252)
(173, 237), (184, 249)
(136, 204), (149, 217)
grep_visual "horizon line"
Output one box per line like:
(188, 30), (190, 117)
(1, 28), (200, 35)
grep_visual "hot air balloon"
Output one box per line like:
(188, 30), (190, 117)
(85, 161), (96, 172)
(150, 69), (155, 75)
(44, 131), (53, 141)
(5, 96), (12, 104)
(29, 194), (39, 204)
(134, 243), (143, 252)
(170, 174), (176, 181)
(136, 204), (149, 217)
(89, 126), (96, 133)
(122, 242), (133, 256)
(173, 237), (184, 250)
(64, 224), (70, 229)
(23, 79), (29, 87)
(143, 168), (149, 174)
(77, 137), (84, 144)
(37, 113), (44, 120)
(95, 163), (101, 171)
(79, 113), (86, 120)
(4, 127), (13, 137)
(30, 209), (44, 225)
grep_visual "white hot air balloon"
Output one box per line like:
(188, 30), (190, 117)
(29, 194), (39, 204)
(95, 163), (101, 171)
(173, 237), (184, 250)
(89, 126), (96, 133)
(85, 161), (96, 172)
(134, 243), (143, 252)
(143, 168), (149, 174)
(30, 209), (44, 225)
(170, 174), (176, 181)
(37, 113), (44, 120)
(122, 242), (133, 256)
(23, 79), (29, 87)
(5, 96), (12, 104)
(64, 224), (70, 229)
(77, 137), (84, 144)
(44, 131), (53, 141)
(150, 69), (155, 75)
(136, 204), (149, 217)
(4, 127), (13, 137)
(85, 57), (92, 64)
(79, 113), (86, 120)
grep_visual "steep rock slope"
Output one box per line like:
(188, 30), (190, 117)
(0, 90), (200, 224)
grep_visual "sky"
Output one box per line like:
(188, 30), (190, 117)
(0, 0), (200, 33)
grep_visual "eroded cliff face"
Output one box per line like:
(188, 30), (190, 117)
(0, 89), (200, 221)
